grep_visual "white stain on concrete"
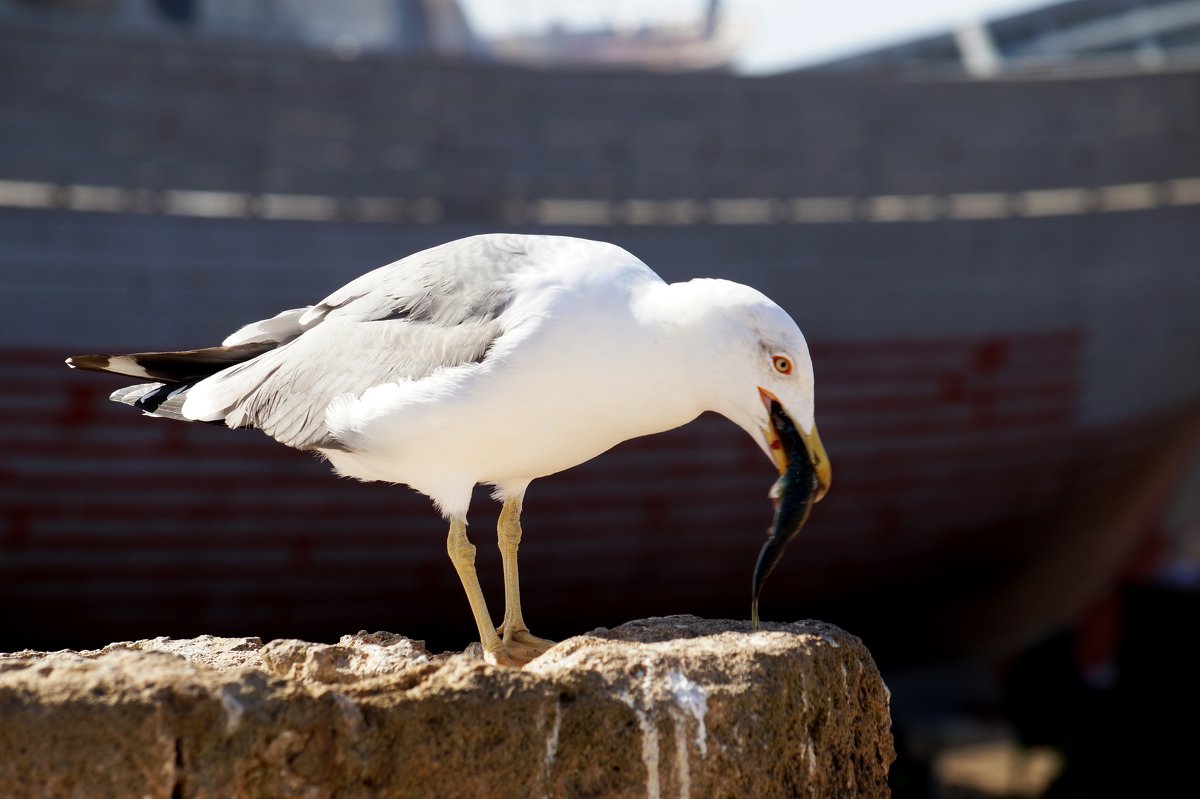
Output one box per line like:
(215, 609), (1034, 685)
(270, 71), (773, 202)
(672, 709), (692, 799)
(544, 699), (562, 775)
(802, 738), (818, 774)
(219, 686), (244, 735)
(537, 698), (564, 799)
(617, 687), (661, 799)
(666, 669), (708, 756)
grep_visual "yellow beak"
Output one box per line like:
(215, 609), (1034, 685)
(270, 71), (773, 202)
(758, 387), (832, 503)
(803, 424), (831, 503)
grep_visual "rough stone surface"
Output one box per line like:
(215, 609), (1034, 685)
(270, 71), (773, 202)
(0, 616), (893, 798)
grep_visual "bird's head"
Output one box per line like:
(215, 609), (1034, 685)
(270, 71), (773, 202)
(679, 280), (830, 627)
(690, 281), (831, 501)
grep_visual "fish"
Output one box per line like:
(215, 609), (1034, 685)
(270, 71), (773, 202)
(751, 399), (820, 629)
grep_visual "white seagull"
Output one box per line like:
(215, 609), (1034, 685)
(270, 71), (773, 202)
(67, 234), (830, 666)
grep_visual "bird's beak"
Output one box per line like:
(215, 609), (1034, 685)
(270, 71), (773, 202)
(757, 387), (831, 503)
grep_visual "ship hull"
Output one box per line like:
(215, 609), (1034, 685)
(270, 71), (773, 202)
(3, 208), (1199, 665)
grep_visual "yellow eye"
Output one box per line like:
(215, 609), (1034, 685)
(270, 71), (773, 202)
(772, 356), (793, 375)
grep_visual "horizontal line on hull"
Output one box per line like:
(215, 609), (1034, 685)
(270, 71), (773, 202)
(0, 177), (1197, 225)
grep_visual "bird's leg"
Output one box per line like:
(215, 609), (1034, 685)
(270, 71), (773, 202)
(446, 517), (513, 667)
(496, 497), (556, 663)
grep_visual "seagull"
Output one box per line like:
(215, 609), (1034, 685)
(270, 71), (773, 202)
(67, 234), (830, 666)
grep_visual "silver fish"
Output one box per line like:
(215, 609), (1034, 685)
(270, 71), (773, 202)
(751, 399), (821, 629)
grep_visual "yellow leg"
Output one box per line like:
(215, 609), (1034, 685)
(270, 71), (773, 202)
(446, 517), (511, 666)
(496, 497), (556, 664)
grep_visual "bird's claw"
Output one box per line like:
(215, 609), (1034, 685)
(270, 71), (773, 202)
(486, 626), (557, 667)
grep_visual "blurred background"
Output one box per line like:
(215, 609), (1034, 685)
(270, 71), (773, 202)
(2, 0), (1199, 795)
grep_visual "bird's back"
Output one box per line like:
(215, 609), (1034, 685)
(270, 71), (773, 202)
(69, 234), (663, 455)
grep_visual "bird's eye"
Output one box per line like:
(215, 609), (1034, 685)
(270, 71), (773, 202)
(772, 355), (793, 375)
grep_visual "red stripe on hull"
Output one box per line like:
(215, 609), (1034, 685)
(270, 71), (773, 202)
(3, 332), (1198, 664)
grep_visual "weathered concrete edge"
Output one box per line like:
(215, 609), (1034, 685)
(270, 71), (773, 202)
(0, 616), (894, 799)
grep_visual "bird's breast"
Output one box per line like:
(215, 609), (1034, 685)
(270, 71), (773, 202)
(326, 358), (698, 491)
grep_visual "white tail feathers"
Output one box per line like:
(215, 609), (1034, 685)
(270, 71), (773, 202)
(222, 307), (312, 347)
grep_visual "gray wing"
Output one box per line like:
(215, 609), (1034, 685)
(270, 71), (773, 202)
(221, 233), (530, 346)
(183, 233), (542, 450)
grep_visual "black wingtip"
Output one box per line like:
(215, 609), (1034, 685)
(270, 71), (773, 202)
(65, 354), (111, 373)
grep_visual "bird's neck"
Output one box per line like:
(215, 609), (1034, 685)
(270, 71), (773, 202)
(633, 279), (755, 420)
